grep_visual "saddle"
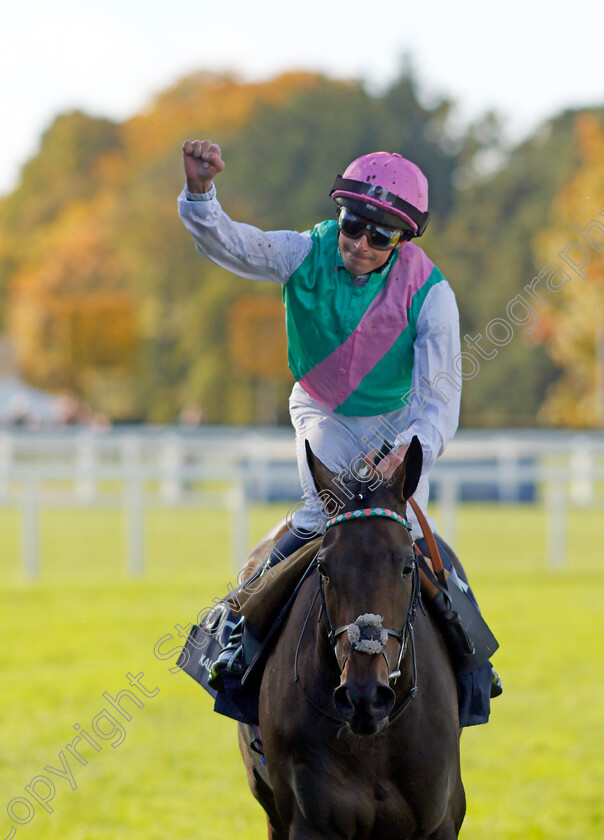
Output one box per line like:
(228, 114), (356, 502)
(228, 539), (321, 687)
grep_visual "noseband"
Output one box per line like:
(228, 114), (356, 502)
(317, 506), (421, 721)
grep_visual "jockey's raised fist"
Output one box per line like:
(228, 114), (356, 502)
(182, 140), (225, 193)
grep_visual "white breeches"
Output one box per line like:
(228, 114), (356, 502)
(288, 383), (434, 541)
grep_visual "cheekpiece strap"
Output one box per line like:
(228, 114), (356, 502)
(325, 507), (410, 531)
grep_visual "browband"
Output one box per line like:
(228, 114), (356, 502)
(325, 507), (410, 531)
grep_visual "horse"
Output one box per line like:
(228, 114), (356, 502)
(237, 436), (465, 839)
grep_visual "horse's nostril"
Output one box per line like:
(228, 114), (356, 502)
(334, 682), (395, 722)
(372, 684), (396, 718)
(333, 685), (355, 720)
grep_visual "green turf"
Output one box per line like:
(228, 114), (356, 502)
(1, 503), (603, 839)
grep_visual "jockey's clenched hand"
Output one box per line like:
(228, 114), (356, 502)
(182, 139), (225, 193)
(364, 444), (409, 481)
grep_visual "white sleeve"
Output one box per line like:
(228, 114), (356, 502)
(177, 185), (312, 284)
(395, 281), (461, 471)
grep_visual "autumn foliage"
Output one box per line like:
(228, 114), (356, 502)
(532, 113), (604, 426)
(1, 69), (603, 425)
(228, 296), (290, 380)
(0, 69), (463, 422)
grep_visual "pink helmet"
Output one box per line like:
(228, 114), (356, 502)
(330, 152), (430, 237)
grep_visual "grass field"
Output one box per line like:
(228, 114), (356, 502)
(1, 502), (603, 839)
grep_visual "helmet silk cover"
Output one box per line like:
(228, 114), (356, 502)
(331, 152), (429, 235)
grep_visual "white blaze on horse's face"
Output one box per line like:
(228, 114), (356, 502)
(320, 520), (418, 735)
(306, 436), (423, 735)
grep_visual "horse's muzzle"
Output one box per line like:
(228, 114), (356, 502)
(333, 680), (396, 734)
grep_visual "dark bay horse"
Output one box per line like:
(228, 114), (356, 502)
(238, 436), (465, 839)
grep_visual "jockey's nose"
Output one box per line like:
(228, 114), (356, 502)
(352, 232), (370, 250)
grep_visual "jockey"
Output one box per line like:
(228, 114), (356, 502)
(178, 141), (501, 726)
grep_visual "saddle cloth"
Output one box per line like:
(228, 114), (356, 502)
(228, 538), (321, 636)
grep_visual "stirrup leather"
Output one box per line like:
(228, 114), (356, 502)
(409, 497), (499, 675)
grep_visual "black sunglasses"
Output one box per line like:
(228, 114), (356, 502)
(337, 208), (411, 250)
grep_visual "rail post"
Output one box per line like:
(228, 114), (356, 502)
(439, 477), (459, 547)
(0, 432), (12, 503)
(229, 476), (248, 572)
(76, 432), (96, 503)
(570, 435), (593, 506)
(546, 479), (567, 569)
(22, 479), (40, 580)
(123, 435), (145, 577)
(160, 433), (184, 503)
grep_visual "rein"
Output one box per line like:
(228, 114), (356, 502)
(295, 506), (421, 724)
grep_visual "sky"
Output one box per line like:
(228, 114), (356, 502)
(2, 0), (603, 196)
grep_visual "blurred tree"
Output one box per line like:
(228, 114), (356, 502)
(228, 295), (292, 424)
(0, 111), (122, 330)
(8, 197), (138, 414)
(228, 295), (289, 379)
(433, 108), (603, 427)
(0, 111), (122, 231)
(2, 68), (603, 426)
(532, 113), (604, 427)
(223, 69), (459, 232)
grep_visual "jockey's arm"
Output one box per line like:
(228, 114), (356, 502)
(179, 138), (311, 283)
(178, 183), (312, 285)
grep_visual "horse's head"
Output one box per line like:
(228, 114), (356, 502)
(306, 437), (423, 736)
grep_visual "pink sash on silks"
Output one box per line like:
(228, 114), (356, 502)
(299, 245), (434, 411)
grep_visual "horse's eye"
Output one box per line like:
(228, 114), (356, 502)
(402, 558), (416, 578)
(317, 561), (329, 581)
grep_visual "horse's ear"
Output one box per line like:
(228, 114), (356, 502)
(305, 440), (336, 494)
(389, 436), (423, 502)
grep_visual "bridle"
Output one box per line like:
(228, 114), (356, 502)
(296, 506), (422, 724)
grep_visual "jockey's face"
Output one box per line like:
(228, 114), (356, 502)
(338, 231), (398, 276)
